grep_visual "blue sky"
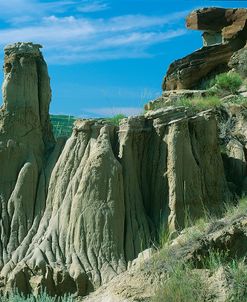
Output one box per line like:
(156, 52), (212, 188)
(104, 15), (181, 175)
(0, 0), (246, 117)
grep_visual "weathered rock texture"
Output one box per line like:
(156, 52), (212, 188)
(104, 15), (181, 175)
(0, 43), (231, 296)
(0, 42), (55, 270)
(228, 46), (247, 77)
(163, 7), (247, 90)
(186, 8), (247, 42)
(216, 104), (247, 196)
(83, 209), (247, 302)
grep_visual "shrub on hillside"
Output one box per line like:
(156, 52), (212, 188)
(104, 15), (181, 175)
(152, 264), (207, 302)
(210, 72), (243, 94)
(177, 96), (221, 111)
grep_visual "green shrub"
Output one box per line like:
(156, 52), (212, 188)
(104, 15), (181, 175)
(225, 96), (247, 106)
(224, 197), (247, 221)
(177, 96), (221, 111)
(106, 114), (126, 126)
(228, 260), (247, 301)
(199, 249), (229, 272)
(152, 264), (207, 302)
(158, 224), (171, 248)
(210, 72), (242, 94)
(0, 291), (73, 302)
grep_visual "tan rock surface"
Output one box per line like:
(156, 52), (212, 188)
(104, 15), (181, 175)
(83, 210), (247, 302)
(186, 8), (247, 42)
(0, 42), (232, 297)
(163, 8), (247, 90)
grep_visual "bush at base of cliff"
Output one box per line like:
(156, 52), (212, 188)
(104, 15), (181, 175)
(152, 253), (247, 302)
(152, 264), (207, 302)
(0, 291), (73, 302)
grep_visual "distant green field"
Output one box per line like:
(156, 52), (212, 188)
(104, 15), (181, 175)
(50, 114), (127, 139)
(50, 114), (77, 138)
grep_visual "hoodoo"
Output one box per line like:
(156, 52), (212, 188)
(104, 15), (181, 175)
(0, 42), (231, 296)
(2, 6), (247, 300)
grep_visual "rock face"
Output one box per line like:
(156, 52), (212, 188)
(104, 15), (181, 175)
(228, 46), (247, 77)
(83, 209), (247, 302)
(0, 42), (232, 297)
(0, 42), (55, 271)
(186, 8), (247, 42)
(163, 8), (247, 90)
(216, 104), (247, 196)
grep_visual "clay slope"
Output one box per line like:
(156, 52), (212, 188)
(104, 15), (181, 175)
(0, 42), (231, 297)
(83, 203), (247, 302)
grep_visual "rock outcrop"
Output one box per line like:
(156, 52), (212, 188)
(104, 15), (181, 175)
(186, 8), (247, 42)
(216, 104), (247, 196)
(0, 42), (232, 297)
(162, 7), (247, 90)
(83, 206), (247, 302)
(228, 46), (247, 77)
(0, 42), (55, 271)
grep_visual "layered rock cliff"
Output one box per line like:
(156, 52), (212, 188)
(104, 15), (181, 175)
(0, 41), (232, 297)
(163, 7), (247, 90)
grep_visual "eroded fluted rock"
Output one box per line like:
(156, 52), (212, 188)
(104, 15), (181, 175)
(0, 42), (55, 271)
(0, 42), (232, 297)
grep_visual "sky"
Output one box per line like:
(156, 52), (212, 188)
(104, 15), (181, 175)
(0, 0), (246, 117)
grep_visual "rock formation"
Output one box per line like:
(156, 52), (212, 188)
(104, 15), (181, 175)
(216, 104), (247, 196)
(186, 8), (247, 42)
(0, 42), (231, 296)
(162, 7), (247, 90)
(84, 206), (247, 302)
(0, 42), (55, 270)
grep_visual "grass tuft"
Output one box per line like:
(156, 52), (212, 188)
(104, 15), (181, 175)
(177, 96), (221, 111)
(152, 263), (207, 302)
(0, 291), (73, 302)
(210, 72), (243, 94)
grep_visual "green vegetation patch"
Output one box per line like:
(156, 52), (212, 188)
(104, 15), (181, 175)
(0, 291), (73, 302)
(50, 115), (77, 139)
(210, 72), (243, 94)
(177, 95), (221, 111)
(106, 114), (126, 126)
(152, 249), (247, 302)
(152, 263), (207, 302)
(153, 197), (247, 302)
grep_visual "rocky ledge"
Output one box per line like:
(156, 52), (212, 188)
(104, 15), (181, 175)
(163, 7), (247, 90)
